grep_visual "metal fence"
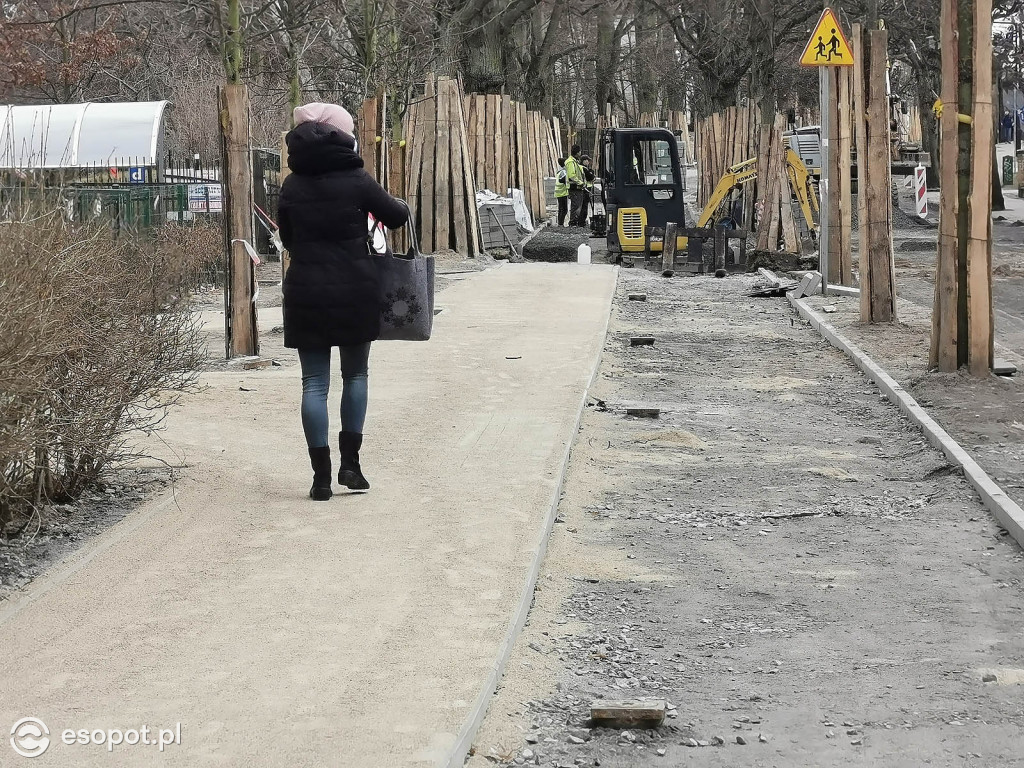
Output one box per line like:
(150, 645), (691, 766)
(0, 148), (281, 251)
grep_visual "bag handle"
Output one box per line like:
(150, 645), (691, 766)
(400, 201), (421, 255)
(368, 200), (421, 256)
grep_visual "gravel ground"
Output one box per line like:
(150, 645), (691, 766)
(467, 269), (1024, 768)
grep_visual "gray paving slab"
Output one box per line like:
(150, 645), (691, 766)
(0, 263), (617, 767)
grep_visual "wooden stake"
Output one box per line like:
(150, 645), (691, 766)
(662, 221), (678, 276)
(859, 28), (897, 323)
(454, 80), (481, 256)
(837, 66), (854, 285)
(434, 78), (452, 251)
(219, 83), (258, 358)
(967, 0), (994, 374)
(853, 25), (872, 321)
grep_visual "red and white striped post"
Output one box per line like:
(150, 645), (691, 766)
(914, 164), (928, 219)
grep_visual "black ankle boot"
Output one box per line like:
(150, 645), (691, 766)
(308, 446), (333, 500)
(337, 431), (369, 491)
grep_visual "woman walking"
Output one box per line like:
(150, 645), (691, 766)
(278, 103), (409, 500)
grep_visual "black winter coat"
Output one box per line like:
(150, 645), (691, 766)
(278, 122), (409, 349)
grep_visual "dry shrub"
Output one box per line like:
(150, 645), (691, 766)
(0, 213), (209, 530)
(152, 220), (224, 288)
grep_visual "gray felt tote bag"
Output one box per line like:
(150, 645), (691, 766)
(374, 214), (435, 341)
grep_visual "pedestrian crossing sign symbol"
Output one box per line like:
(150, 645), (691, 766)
(799, 8), (854, 67)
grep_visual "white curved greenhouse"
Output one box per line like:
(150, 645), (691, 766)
(0, 100), (169, 170)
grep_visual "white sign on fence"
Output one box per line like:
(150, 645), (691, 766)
(188, 183), (223, 213)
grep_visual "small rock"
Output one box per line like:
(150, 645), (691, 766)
(736, 736), (747, 745)
(758, 734), (769, 744)
(851, 738), (863, 746)
(656, 748), (667, 756)
(822, 305), (838, 313)
(568, 735), (585, 745)
(620, 731), (636, 743)
(522, 748), (535, 760)
(711, 736), (725, 746)
(982, 672), (997, 683)
(526, 735), (539, 744)
(684, 738), (699, 747)
(826, 731), (835, 739)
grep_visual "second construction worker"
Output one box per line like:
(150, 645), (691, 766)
(565, 145), (587, 227)
(581, 155), (596, 226)
(554, 157), (569, 227)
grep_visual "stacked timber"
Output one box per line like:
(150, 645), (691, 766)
(357, 95), (388, 186)
(463, 93), (560, 224)
(695, 106), (758, 208)
(404, 75), (481, 256)
(696, 107), (803, 254)
(666, 111), (693, 165)
(753, 114), (801, 254)
(356, 94), (410, 252)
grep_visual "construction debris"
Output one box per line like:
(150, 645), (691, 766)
(590, 699), (666, 728)
(464, 93), (559, 226)
(625, 407), (660, 418)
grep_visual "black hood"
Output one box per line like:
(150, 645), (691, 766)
(286, 121), (364, 176)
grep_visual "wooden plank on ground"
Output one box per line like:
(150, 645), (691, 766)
(591, 700), (666, 728)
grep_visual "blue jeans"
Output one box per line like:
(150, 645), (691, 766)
(297, 344), (371, 448)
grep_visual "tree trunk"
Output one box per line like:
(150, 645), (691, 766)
(594, 3), (619, 116)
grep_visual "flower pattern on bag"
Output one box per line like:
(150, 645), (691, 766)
(382, 286), (422, 328)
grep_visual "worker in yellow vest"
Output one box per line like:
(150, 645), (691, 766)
(554, 157), (569, 227)
(565, 145), (587, 227)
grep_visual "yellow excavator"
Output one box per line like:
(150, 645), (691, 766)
(692, 148), (819, 246)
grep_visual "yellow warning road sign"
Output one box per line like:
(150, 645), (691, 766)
(799, 8), (854, 67)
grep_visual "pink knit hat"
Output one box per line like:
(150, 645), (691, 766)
(293, 102), (355, 136)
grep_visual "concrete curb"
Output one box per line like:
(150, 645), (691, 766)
(443, 266), (618, 768)
(790, 295), (1024, 548)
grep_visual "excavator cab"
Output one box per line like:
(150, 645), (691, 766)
(596, 128), (690, 257)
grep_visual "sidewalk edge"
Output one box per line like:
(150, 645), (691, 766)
(0, 489), (180, 627)
(443, 267), (618, 768)
(790, 295), (1024, 548)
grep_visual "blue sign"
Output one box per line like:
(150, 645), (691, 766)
(128, 166), (147, 184)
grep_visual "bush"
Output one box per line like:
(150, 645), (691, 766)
(0, 213), (209, 531)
